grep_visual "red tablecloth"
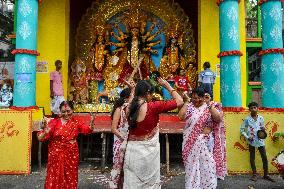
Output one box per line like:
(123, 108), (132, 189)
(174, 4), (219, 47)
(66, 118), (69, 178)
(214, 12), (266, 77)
(73, 113), (185, 134)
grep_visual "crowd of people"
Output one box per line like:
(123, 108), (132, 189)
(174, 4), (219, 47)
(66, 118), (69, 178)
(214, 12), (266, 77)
(37, 60), (276, 189)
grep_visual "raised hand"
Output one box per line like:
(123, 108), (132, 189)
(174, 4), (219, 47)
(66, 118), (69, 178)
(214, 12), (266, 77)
(123, 79), (135, 89)
(157, 77), (169, 88)
(204, 93), (211, 105)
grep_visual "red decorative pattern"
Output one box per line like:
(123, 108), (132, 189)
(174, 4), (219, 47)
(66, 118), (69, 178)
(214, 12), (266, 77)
(217, 50), (243, 58)
(222, 107), (245, 112)
(258, 48), (284, 56)
(10, 106), (39, 111)
(0, 111), (32, 174)
(217, 0), (241, 6)
(11, 49), (40, 56)
(259, 107), (284, 112)
(259, 0), (284, 6)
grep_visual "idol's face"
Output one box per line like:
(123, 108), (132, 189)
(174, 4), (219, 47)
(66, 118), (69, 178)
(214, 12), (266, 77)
(131, 28), (139, 36)
(97, 35), (104, 43)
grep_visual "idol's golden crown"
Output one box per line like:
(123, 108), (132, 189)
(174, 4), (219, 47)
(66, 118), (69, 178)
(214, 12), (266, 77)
(123, 4), (148, 29)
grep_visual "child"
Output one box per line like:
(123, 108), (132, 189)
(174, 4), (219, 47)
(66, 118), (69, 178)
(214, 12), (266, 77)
(174, 68), (192, 95)
(240, 102), (275, 182)
(198, 62), (216, 99)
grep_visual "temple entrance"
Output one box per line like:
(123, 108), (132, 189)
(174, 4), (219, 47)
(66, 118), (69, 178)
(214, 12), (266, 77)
(69, 0), (198, 112)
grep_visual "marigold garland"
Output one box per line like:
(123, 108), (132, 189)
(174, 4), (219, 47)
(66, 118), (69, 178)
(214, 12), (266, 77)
(217, 50), (243, 58)
(259, 0), (284, 6)
(11, 49), (40, 56)
(258, 48), (284, 56)
(217, 0), (241, 6)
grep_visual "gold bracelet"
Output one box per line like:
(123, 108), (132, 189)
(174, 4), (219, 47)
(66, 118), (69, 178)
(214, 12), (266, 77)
(170, 89), (176, 95)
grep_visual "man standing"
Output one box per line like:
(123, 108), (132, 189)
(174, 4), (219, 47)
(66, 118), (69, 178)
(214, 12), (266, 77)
(50, 60), (65, 117)
(240, 102), (275, 182)
(198, 62), (216, 99)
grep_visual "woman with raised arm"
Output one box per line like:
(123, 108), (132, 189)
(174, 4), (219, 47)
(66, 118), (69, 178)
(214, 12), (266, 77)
(178, 87), (226, 189)
(109, 80), (135, 189)
(37, 101), (95, 189)
(123, 78), (183, 189)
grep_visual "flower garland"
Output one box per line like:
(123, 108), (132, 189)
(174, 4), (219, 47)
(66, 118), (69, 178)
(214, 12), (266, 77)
(11, 49), (40, 56)
(217, 50), (243, 58)
(10, 106), (39, 111)
(258, 48), (284, 56)
(259, 0), (284, 6)
(217, 0), (241, 6)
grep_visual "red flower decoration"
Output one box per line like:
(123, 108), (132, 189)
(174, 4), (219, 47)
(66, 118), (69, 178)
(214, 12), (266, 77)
(217, 0), (241, 6)
(217, 50), (243, 58)
(10, 106), (39, 111)
(11, 49), (40, 56)
(259, 0), (284, 6)
(258, 48), (284, 56)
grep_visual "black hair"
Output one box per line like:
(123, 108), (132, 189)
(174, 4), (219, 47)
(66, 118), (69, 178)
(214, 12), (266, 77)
(248, 101), (258, 108)
(203, 61), (210, 69)
(128, 80), (154, 128)
(59, 101), (74, 110)
(111, 88), (131, 118)
(176, 68), (185, 75)
(191, 86), (205, 98)
(55, 60), (62, 66)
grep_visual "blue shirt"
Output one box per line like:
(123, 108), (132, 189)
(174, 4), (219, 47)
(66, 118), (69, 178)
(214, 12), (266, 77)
(240, 114), (265, 147)
(198, 68), (216, 84)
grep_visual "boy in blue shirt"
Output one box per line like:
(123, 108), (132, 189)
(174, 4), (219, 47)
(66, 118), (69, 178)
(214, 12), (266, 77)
(240, 102), (275, 182)
(198, 62), (215, 99)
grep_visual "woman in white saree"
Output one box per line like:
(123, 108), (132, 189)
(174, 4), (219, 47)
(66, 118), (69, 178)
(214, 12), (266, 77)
(124, 79), (183, 189)
(109, 87), (133, 189)
(178, 87), (227, 189)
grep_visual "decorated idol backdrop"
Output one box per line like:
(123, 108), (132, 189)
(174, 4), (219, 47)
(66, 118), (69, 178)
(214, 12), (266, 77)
(70, 0), (197, 112)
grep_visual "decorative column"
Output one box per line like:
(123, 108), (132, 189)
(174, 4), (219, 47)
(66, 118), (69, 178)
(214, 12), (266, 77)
(12, 0), (39, 107)
(259, 0), (284, 108)
(217, 0), (243, 107)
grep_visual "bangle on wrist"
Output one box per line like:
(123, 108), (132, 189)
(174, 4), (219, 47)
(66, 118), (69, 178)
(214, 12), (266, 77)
(170, 89), (176, 95)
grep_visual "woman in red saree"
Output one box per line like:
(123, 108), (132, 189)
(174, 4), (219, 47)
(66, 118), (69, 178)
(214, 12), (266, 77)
(37, 101), (95, 189)
(178, 88), (227, 189)
(123, 79), (183, 189)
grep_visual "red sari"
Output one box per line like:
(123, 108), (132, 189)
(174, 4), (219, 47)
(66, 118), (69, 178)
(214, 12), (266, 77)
(37, 117), (92, 189)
